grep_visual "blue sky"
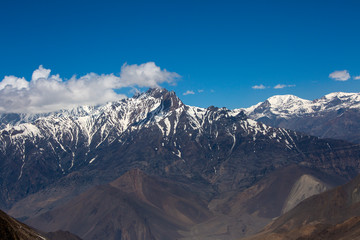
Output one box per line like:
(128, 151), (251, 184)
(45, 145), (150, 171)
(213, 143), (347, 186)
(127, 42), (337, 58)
(1, 0), (360, 112)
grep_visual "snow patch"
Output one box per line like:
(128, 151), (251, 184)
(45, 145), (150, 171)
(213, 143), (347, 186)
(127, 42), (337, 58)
(89, 156), (97, 164)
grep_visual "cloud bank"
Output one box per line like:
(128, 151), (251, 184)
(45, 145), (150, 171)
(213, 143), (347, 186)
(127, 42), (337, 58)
(329, 70), (351, 81)
(0, 62), (179, 113)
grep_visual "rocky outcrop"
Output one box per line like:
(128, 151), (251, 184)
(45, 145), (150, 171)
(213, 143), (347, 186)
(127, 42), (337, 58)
(0, 209), (47, 240)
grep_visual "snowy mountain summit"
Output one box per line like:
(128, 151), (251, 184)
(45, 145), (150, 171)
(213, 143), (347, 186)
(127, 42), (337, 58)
(244, 94), (312, 119)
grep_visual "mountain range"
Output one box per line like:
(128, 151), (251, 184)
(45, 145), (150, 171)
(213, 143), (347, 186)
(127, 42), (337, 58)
(242, 92), (360, 143)
(1, 88), (360, 239)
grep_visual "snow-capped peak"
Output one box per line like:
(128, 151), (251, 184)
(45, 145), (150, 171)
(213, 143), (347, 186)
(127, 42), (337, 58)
(242, 94), (312, 119)
(266, 94), (310, 106)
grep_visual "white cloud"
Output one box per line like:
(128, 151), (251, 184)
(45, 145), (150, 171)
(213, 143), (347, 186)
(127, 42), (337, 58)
(252, 84), (267, 89)
(354, 76), (360, 80)
(274, 84), (296, 89)
(198, 89), (204, 93)
(329, 70), (351, 81)
(119, 62), (179, 88)
(0, 76), (29, 90)
(0, 62), (180, 113)
(32, 65), (52, 82)
(183, 90), (195, 95)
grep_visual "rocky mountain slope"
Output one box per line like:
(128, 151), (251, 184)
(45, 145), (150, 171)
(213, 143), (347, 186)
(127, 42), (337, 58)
(43, 231), (82, 240)
(242, 92), (360, 143)
(0, 209), (47, 240)
(245, 173), (360, 240)
(0, 209), (81, 240)
(180, 165), (342, 240)
(26, 166), (341, 240)
(27, 169), (213, 240)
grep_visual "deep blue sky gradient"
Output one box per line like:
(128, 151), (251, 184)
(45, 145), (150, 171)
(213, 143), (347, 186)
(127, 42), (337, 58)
(1, 0), (360, 108)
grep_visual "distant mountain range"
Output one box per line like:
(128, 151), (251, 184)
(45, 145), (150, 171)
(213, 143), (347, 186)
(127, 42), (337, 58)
(1, 89), (360, 239)
(242, 92), (360, 143)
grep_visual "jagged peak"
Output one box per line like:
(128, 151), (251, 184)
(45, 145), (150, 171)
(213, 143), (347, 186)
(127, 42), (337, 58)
(145, 87), (169, 96)
(136, 87), (174, 100)
(137, 88), (184, 111)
